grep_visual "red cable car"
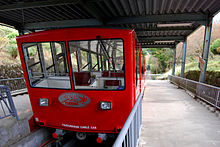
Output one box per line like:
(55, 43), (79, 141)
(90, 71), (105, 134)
(16, 28), (145, 142)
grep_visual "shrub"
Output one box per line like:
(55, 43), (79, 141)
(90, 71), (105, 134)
(210, 38), (220, 54)
(7, 32), (18, 59)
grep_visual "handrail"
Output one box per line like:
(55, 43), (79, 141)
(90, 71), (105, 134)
(0, 77), (26, 91)
(169, 75), (219, 89)
(0, 85), (19, 120)
(113, 89), (143, 147)
(0, 77), (24, 82)
(169, 75), (220, 110)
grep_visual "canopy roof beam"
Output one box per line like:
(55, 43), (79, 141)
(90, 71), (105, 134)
(23, 19), (102, 30)
(140, 44), (176, 48)
(107, 13), (208, 25)
(135, 28), (194, 31)
(22, 13), (208, 30)
(0, 0), (81, 11)
(138, 36), (185, 41)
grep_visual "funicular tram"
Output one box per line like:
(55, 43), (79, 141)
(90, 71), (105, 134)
(16, 28), (145, 144)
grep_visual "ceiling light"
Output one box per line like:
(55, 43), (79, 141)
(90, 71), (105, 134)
(154, 40), (175, 43)
(157, 23), (192, 27)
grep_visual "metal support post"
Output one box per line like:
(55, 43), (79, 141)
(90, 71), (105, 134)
(172, 48), (176, 76)
(181, 41), (187, 78)
(199, 18), (213, 83)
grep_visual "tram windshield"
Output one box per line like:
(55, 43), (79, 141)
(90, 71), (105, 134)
(69, 38), (125, 90)
(22, 42), (71, 89)
(22, 39), (125, 90)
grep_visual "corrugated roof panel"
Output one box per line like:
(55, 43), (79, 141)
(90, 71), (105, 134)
(24, 9), (51, 23)
(120, 0), (131, 16)
(73, 4), (93, 18)
(111, 0), (126, 16)
(103, 0), (117, 17)
(0, 11), (21, 22)
(0, 0), (219, 46)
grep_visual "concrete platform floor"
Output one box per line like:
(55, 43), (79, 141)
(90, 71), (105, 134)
(139, 80), (220, 147)
(0, 93), (51, 147)
(0, 94), (33, 147)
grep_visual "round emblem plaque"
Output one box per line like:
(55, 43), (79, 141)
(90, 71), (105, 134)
(58, 93), (90, 107)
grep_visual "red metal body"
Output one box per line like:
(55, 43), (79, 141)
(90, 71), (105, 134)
(16, 28), (145, 134)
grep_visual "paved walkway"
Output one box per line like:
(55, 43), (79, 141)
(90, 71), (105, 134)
(0, 94), (33, 147)
(140, 80), (220, 147)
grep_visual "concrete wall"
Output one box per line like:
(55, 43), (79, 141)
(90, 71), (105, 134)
(0, 116), (51, 147)
(0, 65), (26, 91)
(11, 128), (51, 147)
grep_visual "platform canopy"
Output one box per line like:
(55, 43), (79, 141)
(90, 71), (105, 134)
(0, 0), (220, 48)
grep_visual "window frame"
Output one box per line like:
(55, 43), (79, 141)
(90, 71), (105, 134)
(21, 41), (72, 90)
(25, 43), (44, 85)
(68, 38), (126, 91)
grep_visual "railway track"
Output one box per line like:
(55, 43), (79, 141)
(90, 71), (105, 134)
(40, 134), (115, 147)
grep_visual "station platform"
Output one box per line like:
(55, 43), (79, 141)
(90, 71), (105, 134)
(0, 93), (50, 147)
(140, 80), (220, 147)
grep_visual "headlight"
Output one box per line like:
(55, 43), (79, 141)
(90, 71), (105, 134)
(100, 101), (112, 110)
(40, 98), (49, 106)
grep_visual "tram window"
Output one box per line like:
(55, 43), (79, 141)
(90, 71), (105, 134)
(115, 46), (124, 70)
(26, 45), (43, 80)
(42, 43), (54, 73)
(91, 53), (98, 71)
(141, 54), (145, 77)
(22, 42), (71, 89)
(80, 50), (89, 71)
(98, 55), (102, 71)
(55, 42), (62, 54)
(55, 42), (68, 74)
(135, 40), (140, 87)
(69, 39), (125, 90)
(135, 44), (137, 86)
(70, 51), (78, 71)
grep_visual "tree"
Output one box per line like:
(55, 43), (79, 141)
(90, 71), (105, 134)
(210, 38), (220, 54)
(146, 48), (173, 73)
(7, 32), (18, 59)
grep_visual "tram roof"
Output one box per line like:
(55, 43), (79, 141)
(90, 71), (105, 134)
(0, 0), (220, 48)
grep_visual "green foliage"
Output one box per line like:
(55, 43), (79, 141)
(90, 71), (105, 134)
(147, 48), (173, 74)
(210, 38), (220, 54)
(28, 46), (38, 56)
(165, 55), (220, 76)
(7, 32), (18, 39)
(0, 27), (13, 52)
(7, 32), (18, 59)
(184, 70), (220, 87)
(142, 49), (148, 56)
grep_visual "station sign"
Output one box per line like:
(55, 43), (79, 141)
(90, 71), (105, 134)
(199, 56), (205, 72)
